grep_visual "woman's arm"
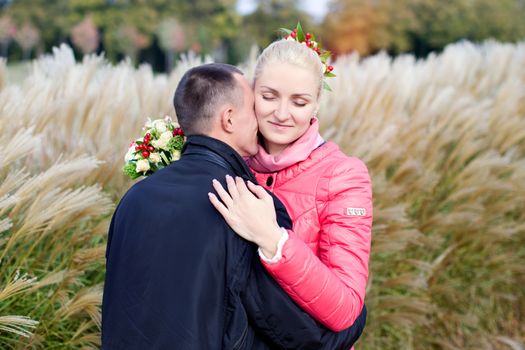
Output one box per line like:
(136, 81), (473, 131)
(242, 249), (367, 350)
(263, 159), (372, 331)
(209, 160), (372, 331)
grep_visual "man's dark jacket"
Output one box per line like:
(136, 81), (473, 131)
(102, 135), (366, 349)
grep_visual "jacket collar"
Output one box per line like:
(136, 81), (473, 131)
(248, 118), (324, 173)
(182, 135), (256, 182)
(252, 141), (339, 185)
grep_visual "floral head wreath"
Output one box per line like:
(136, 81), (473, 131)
(280, 22), (335, 91)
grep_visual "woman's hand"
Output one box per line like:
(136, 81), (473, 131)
(208, 175), (283, 258)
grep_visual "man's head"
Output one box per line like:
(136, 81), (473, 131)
(173, 63), (259, 156)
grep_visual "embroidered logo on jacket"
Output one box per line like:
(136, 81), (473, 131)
(346, 207), (366, 217)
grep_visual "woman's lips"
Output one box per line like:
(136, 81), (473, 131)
(268, 121), (292, 130)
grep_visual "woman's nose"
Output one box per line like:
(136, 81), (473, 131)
(274, 101), (290, 121)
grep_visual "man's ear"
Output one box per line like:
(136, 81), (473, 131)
(219, 105), (235, 133)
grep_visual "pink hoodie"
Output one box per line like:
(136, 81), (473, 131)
(248, 119), (372, 332)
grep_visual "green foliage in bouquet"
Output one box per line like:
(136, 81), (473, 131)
(122, 116), (185, 180)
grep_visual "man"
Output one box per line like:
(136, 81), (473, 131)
(102, 63), (366, 349)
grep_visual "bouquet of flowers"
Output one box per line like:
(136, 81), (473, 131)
(123, 116), (185, 179)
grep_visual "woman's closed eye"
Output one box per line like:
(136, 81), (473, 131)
(293, 99), (308, 107)
(262, 94), (276, 101)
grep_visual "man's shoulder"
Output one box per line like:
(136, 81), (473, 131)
(119, 176), (155, 203)
(119, 163), (187, 200)
(115, 170), (176, 217)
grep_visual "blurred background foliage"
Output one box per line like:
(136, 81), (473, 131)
(1, 1), (524, 349)
(1, 0), (525, 70)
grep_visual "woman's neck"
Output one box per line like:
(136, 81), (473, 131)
(263, 141), (287, 156)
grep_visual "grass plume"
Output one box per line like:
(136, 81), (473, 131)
(1, 41), (524, 348)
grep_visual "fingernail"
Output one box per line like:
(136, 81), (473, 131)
(212, 179), (218, 183)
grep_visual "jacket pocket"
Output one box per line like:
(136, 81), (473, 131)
(232, 324), (248, 350)
(223, 292), (253, 350)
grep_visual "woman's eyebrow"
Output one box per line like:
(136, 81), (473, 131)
(259, 86), (278, 93)
(292, 93), (312, 98)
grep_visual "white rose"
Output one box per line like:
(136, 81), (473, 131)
(153, 120), (167, 133)
(149, 152), (162, 163)
(171, 149), (181, 161)
(152, 131), (173, 150)
(124, 145), (137, 162)
(136, 159), (150, 173)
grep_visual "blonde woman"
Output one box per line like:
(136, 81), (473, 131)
(209, 26), (372, 340)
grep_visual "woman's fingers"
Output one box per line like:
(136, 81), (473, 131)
(208, 192), (230, 219)
(247, 181), (271, 201)
(235, 176), (250, 196)
(225, 175), (240, 200)
(212, 179), (233, 207)
(209, 177), (279, 245)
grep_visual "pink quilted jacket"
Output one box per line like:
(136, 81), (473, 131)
(252, 141), (372, 332)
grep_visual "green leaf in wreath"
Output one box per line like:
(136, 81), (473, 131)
(296, 22), (305, 42)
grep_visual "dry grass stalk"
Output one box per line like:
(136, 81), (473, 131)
(313, 40), (525, 349)
(0, 124), (112, 347)
(1, 40), (524, 348)
(0, 315), (38, 338)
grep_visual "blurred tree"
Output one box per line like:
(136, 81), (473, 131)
(70, 15), (100, 55)
(72, 1), (159, 62)
(322, 0), (525, 57)
(323, 0), (383, 56)
(410, 0), (525, 55)
(76, 0), (240, 63)
(112, 23), (150, 63)
(322, 0), (418, 56)
(174, 0), (241, 61)
(156, 18), (186, 71)
(1, 0), (242, 65)
(241, 0), (315, 49)
(0, 15), (16, 57)
(13, 22), (39, 59)
(2, 0), (70, 51)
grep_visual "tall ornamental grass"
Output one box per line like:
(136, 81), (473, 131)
(321, 41), (525, 349)
(1, 41), (524, 349)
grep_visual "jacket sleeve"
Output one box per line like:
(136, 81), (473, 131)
(261, 158), (373, 331)
(242, 251), (367, 350)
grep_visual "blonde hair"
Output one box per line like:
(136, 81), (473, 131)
(254, 39), (324, 98)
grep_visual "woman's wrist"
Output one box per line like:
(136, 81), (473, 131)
(258, 224), (285, 258)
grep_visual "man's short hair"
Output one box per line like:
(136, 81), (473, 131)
(173, 63), (244, 135)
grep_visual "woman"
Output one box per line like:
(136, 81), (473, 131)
(208, 28), (372, 333)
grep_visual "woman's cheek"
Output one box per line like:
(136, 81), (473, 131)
(255, 101), (274, 119)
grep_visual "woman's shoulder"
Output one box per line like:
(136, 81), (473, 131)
(316, 142), (369, 175)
